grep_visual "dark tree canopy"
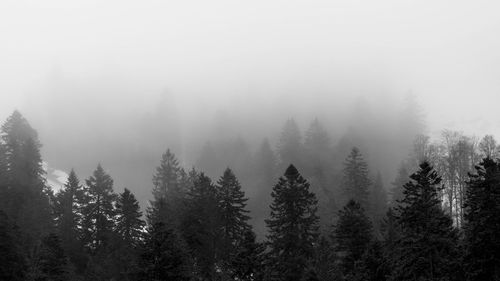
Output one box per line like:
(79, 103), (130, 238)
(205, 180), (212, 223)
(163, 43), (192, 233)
(463, 157), (500, 281)
(390, 162), (460, 281)
(342, 147), (371, 210)
(333, 200), (373, 277)
(266, 164), (319, 281)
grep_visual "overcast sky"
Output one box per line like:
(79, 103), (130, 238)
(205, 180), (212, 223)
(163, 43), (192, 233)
(1, 0), (500, 139)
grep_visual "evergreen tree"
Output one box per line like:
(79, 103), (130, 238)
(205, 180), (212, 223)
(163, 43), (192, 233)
(0, 111), (52, 252)
(371, 172), (388, 232)
(304, 119), (336, 232)
(152, 149), (182, 200)
(309, 236), (341, 281)
(31, 233), (71, 281)
(265, 164), (319, 281)
(277, 119), (304, 170)
(333, 200), (373, 277)
(181, 173), (221, 280)
(0, 210), (26, 281)
(351, 240), (388, 281)
(115, 188), (145, 246)
(53, 169), (86, 273)
(390, 162), (460, 281)
(390, 163), (408, 207)
(342, 147), (371, 210)
(148, 149), (184, 227)
(81, 164), (117, 253)
(139, 222), (191, 281)
(250, 138), (277, 237)
(231, 229), (265, 281)
(463, 158), (500, 281)
(216, 168), (251, 263)
(304, 118), (331, 175)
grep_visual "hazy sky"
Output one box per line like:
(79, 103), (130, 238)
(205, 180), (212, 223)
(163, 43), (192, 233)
(1, 0), (500, 137)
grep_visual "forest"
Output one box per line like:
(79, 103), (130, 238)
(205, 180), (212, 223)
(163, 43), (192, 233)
(1, 108), (500, 281)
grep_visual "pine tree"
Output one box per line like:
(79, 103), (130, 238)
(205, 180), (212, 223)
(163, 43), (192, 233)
(0, 210), (26, 281)
(277, 119), (304, 170)
(115, 188), (145, 246)
(139, 222), (191, 281)
(230, 229), (265, 281)
(81, 164), (117, 253)
(152, 149), (182, 200)
(32, 233), (71, 281)
(342, 147), (371, 210)
(304, 119), (336, 232)
(216, 168), (251, 265)
(265, 164), (319, 281)
(463, 157), (500, 281)
(371, 172), (387, 231)
(389, 162), (460, 281)
(250, 138), (277, 237)
(333, 200), (373, 277)
(148, 149), (184, 227)
(390, 163), (408, 207)
(181, 172), (221, 280)
(53, 169), (86, 273)
(0, 111), (53, 266)
(309, 236), (341, 281)
(304, 118), (331, 175)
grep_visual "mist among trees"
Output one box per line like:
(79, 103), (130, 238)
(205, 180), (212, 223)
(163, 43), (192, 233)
(1, 101), (499, 280)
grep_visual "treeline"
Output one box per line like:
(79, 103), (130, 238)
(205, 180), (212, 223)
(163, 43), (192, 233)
(1, 110), (499, 280)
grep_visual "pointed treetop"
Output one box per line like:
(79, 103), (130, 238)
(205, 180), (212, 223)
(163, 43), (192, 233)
(285, 164), (299, 177)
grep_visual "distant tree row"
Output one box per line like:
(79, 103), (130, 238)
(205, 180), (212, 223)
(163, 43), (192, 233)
(1, 110), (499, 280)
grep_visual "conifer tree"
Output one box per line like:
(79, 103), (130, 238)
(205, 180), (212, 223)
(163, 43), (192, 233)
(310, 236), (341, 281)
(115, 188), (145, 246)
(463, 157), (500, 281)
(54, 169), (86, 272)
(81, 164), (117, 252)
(251, 138), (277, 237)
(152, 149), (182, 200)
(304, 119), (336, 232)
(0, 210), (26, 281)
(181, 173), (221, 280)
(390, 163), (408, 206)
(148, 149), (184, 227)
(371, 172), (388, 230)
(139, 222), (191, 281)
(230, 229), (265, 281)
(216, 168), (251, 263)
(0, 111), (52, 258)
(277, 119), (304, 169)
(333, 200), (373, 277)
(32, 233), (71, 281)
(389, 162), (460, 281)
(265, 164), (319, 281)
(342, 147), (371, 210)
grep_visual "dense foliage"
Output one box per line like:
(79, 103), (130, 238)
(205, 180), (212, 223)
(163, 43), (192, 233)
(0, 110), (498, 280)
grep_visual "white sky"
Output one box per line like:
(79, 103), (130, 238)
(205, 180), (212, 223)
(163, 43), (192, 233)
(1, 0), (500, 138)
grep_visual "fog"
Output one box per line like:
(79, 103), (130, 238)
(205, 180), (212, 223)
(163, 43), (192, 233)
(1, 0), (500, 219)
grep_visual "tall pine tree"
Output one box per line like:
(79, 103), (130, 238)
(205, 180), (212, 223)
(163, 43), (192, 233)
(265, 164), (319, 281)
(0, 111), (53, 252)
(342, 147), (371, 210)
(333, 200), (373, 277)
(463, 157), (500, 281)
(389, 162), (460, 281)
(216, 168), (251, 264)
(53, 169), (86, 273)
(81, 164), (117, 253)
(148, 149), (184, 227)
(139, 222), (191, 281)
(181, 173), (221, 280)
(371, 172), (388, 232)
